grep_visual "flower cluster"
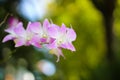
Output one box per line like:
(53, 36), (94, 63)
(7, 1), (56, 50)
(2, 17), (76, 62)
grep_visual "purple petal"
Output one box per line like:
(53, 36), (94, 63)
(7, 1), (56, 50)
(60, 43), (67, 49)
(43, 19), (50, 29)
(2, 35), (14, 42)
(5, 27), (15, 33)
(31, 35), (41, 42)
(48, 24), (59, 38)
(27, 22), (41, 33)
(40, 38), (47, 43)
(30, 36), (42, 48)
(8, 16), (19, 27)
(5, 19), (19, 33)
(47, 41), (57, 49)
(48, 37), (55, 44)
(25, 41), (31, 46)
(14, 22), (26, 37)
(31, 42), (42, 48)
(60, 23), (67, 33)
(67, 28), (76, 41)
(65, 42), (76, 51)
(14, 38), (25, 47)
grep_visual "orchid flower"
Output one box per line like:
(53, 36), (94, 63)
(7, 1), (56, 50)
(2, 18), (77, 62)
(47, 23), (76, 61)
(13, 22), (43, 48)
(48, 23), (76, 51)
(25, 22), (42, 48)
(3, 21), (41, 48)
(2, 17), (20, 43)
(2, 22), (23, 44)
(28, 19), (54, 44)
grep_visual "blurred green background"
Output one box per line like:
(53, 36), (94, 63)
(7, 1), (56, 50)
(0, 0), (120, 80)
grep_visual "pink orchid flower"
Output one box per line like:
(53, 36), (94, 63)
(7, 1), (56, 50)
(48, 23), (76, 51)
(14, 21), (45, 48)
(28, 19), (54, 44)
(3, 22), (41, 48)
(2, 18), (77, 62)
(2, 22), (23, 44)
(2, 17), (20, 43)
(47, 23), (76, 61)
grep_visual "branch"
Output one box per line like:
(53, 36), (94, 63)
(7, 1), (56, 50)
(0, 13), (11, 27)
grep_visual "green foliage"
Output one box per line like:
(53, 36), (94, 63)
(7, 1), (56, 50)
(48, 0), (120, 80)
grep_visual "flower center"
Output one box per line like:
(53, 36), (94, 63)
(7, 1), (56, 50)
(42, 34), (47, 38)
(57, 39), (63, 45)
(26, 33), (33, 41)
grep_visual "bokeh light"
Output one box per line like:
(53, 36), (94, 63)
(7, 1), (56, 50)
(36, 60), (56, 76)
(17, 0), (54, 21)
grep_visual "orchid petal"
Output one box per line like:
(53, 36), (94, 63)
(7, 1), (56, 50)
(47, 41), (57, 49)
(30, 35), (40, 43)
(56, 48), (65, 62)
(31, 42), (42, 48)
(48, 37), (55, 44)
(14, 38), (25, 47)
(43, 19), (50, 29)
(49, 48), (65, 62)
(5, 27), (15, 33)
(2, 35), (14, 42)
(48, 24), (59, 38)
(14, 22), (26, 37)
(40, 38), (47, 43)
(8, 16), (19, 27)
(60, 23), (67, 33)
(30, 36), (42, 48)
(60, 43), (67, 49)
(67, 28), (76, 41)
(27, 22), (41, 33)
(66, 42), (76, 51)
